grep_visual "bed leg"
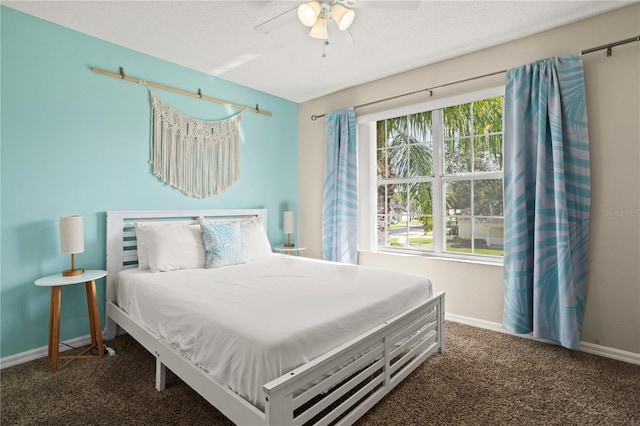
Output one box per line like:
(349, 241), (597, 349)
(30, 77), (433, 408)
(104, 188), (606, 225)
(156, 356), (167, 391)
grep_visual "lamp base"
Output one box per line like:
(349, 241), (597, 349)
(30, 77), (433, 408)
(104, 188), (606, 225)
(283, 243), (295, 248)
(63, 268), (84, 277)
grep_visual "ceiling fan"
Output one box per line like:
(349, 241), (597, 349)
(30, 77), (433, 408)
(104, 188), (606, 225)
(254, 1), (422, 57)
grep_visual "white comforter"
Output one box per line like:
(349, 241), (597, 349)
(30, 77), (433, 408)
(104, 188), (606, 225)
(116, 255), (432, 409)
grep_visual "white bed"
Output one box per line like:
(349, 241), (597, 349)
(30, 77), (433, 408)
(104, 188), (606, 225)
(105, 209), (445, 426)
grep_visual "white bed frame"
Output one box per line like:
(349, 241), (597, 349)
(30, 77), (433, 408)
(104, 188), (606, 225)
(105, 209), (445, 426)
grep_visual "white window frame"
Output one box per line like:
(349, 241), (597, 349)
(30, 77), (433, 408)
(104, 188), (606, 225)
(357, 86), (505, 264)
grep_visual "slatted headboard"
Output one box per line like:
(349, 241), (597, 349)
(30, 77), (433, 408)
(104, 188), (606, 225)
(105, 208), (268, 304)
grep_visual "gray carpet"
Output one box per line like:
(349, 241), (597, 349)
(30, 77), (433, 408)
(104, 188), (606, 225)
(2, 322), (638, 425)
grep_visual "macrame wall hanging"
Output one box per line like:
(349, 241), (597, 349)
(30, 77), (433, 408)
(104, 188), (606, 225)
(149, 90), (242, 198)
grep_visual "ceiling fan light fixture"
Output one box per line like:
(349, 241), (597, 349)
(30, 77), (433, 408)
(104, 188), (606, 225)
(309, 17), (328, 40)
(298, 1), (322, 27)
(330, 4), (355, 31)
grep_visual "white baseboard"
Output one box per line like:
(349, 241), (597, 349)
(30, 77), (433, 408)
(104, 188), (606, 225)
(445, 313), (507, 334)
(0, 334), (92, 369)
(579, 341), (640, 365)
(445, 313), (640, 365)
(3, 315), (639, 368)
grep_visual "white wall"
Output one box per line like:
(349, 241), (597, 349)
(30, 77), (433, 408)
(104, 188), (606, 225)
(299, 5), (640, 354)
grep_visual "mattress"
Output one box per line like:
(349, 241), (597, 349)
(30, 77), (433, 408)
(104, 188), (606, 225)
(116, 255), (432, 409)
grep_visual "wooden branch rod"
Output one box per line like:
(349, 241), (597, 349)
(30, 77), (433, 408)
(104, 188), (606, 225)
(91, 66), (272, 117)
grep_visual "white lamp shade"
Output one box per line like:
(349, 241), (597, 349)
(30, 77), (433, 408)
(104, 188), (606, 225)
(331, 4), (355, 31)
(60, 216), (84, 254)
(298, 1), (321, 27)
(283, 211), (295, 234)
(309, 17), (328, 39)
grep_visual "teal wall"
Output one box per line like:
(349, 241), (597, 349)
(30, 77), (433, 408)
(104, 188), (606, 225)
(0, 7), (299, 358)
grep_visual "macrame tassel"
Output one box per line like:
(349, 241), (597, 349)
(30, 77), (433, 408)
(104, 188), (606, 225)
(148, 91), (242, 198)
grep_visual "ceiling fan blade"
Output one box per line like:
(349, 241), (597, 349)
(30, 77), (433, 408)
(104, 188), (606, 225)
(348, 0), (422, 10)
(253, 5), (298, 34)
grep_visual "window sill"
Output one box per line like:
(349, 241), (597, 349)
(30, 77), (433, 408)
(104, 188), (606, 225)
(360, 248), (504, 267)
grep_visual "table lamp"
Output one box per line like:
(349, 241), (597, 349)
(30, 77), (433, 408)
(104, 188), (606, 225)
(283, 211), (295, 247)
(60, 215), (85, 276)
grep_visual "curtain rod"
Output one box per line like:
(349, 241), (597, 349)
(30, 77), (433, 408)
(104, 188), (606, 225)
(310, 35), (640, 121)
(91, 66), (272, 117)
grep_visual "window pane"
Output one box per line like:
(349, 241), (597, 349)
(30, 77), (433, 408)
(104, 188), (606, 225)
(474, 179), (504, 216)
(408, 182), (433, 251)
(444, 103), (472, 138)
(376, 183), (410, 248)
(444, 102), (472, 174)
(474, 218), (504, 256)
(376, 148), (389, 179)
(472, 97), (503, 134)
(409, 182), (433, 216)
(377, 118), (414, 149)
(377, 184), (391, 216)
(388, 183), (409, 248)
(389, 145), (409, 178)
(474, 133), (503, 172)
(376, 121), (386, 149)
(407, 215), (434, 251)
(445, 180), (471, 215)
(377, 183), (396, 247)
(446, 216), (471, 254)
(445, 214), (459, 240)
(391, 183), (409, 217)
(444, 137), (472, 174)
(406, 112), (434, 177)
(387, 143), (434, 178)
(409, 144), (434, 177)
(406, 111), (434, 144)
(377, 214), (391, 246)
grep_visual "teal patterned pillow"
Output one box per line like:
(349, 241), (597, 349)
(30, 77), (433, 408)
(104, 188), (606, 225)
(201, 221), (246, 268)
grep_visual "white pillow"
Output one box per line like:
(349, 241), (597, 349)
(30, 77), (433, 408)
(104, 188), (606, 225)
(135, 222), (206, 272)
(240, 216), (273, 261)
(135, 222), (166, 270)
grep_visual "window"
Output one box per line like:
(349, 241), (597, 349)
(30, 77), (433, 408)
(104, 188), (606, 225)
(372, 93), (504, 259)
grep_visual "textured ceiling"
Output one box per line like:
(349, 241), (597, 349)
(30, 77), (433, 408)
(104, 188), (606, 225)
(3, 0), (636, 102)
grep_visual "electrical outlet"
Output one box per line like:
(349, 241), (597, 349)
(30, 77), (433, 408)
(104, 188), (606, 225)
(591, 337), (600, 344)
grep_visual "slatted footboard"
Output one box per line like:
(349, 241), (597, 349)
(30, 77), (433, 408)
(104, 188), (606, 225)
(264, 292), (444, 426)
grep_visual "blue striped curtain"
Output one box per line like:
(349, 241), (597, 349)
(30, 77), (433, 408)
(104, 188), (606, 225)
(322, 107), (358, 263)
(503, 54), (591, 350)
